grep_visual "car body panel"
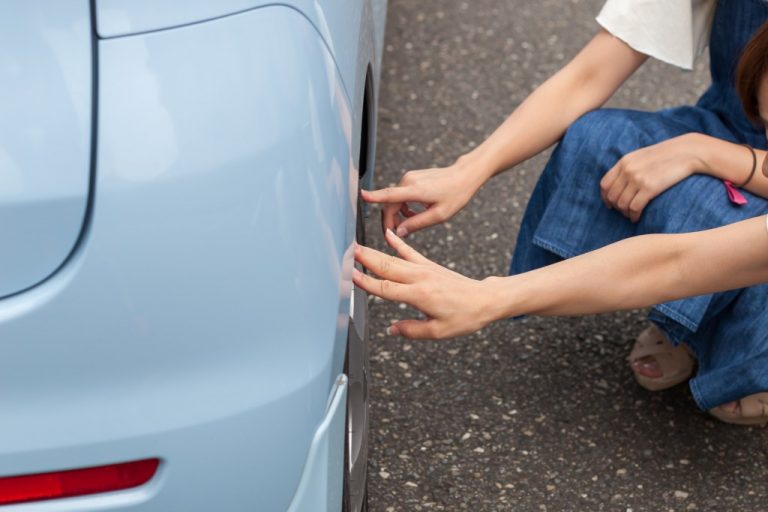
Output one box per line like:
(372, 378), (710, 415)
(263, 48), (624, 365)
(94, 0), (388, 129)
(0, 0), (92, 298)
(94, 0), (267, 37)
(0, 6), (366, 510)
(97, 0), (390, 205)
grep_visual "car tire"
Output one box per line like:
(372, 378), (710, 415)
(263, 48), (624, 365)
(342, 196), (370, 512)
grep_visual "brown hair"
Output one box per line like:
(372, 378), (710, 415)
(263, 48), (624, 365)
(737, 21), (768, 124)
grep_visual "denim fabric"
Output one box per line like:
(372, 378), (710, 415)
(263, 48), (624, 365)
(511, 0), (768, 410)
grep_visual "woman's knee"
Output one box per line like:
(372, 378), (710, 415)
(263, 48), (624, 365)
(563, 109), (641, 151)
(554, 110), (652, 176)
(544, 109), (638, 183)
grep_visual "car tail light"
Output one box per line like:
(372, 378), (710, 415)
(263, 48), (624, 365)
(0, 458), (160, 506)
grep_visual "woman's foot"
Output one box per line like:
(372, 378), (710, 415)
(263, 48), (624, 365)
(710, 393), (768, 426)
(627, 324), (695, 391)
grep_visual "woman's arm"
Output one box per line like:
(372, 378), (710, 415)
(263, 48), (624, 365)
(363, 30), (648, 236)
(600, 134), (768, 222)
(694, 134), (768, 198)
(492, 216), (768, 317)
(353, 216), (768, 339)
(462, 30), (648, 179)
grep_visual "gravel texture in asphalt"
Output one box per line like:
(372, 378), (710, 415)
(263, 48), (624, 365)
(366, 1), (768, 511)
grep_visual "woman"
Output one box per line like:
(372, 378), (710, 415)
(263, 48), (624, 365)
(359, 1), (768, 425)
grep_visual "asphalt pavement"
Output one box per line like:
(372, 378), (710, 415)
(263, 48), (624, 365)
(365, 1), (768, 511)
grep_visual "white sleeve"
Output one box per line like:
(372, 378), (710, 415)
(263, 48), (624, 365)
(596, 0), (717, 70)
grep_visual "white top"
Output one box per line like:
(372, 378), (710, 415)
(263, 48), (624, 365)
(596, 0), (718, 70)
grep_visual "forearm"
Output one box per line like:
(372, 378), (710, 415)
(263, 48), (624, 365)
(462, 30), (647, 180)
(487, 216), (768, 318)
(692, 134), (768, 198)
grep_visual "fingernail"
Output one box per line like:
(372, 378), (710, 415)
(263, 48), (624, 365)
(386, 325), (401, 336)
(353, 268), (362, 278)
(386, 228), (397, 238)
(396, 226), (408, 237)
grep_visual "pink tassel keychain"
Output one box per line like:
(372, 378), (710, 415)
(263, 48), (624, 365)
(724, 180), (748, 205)
(723, 144), (759, 206)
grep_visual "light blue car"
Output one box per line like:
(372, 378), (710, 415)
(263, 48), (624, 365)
(0, 1), (386, 510)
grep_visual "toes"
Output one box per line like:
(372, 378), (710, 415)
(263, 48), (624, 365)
(710, 395), (768, 426)
(716, 394), (768, 419)
(717, 400), (740, 415)
(736, 393), (768, 419)
(631, 355), (664, 379)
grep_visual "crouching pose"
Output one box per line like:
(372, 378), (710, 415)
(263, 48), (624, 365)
(359, 3), (768, 425)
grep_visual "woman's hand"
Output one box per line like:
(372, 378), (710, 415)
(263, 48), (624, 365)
(361, 156), (488, 237)
(600, 134), (702, 222)
(353, 230), (500, 339)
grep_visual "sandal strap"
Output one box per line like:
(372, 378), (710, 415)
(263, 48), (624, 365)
(738, 393), (768, 420)
(628, 325), (675, 360)
(628, 325), (694, 379)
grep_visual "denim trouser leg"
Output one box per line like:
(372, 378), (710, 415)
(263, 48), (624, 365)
(685, 284), (768, 410)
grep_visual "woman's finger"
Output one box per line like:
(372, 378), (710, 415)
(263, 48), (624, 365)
(394, 206), (446, 237)
(605, 174), (629, 208)
(362, 187), (417, 204)
(352, 267), (412, 303)
(385, 229), (432, 264)
(389, 318), (439, 340)
(382, 203), (403, 233)
(616, 185), (638, 218)
(355, 244), (416, 282)
(400, 203), (417, 218)
(628, 190), (652, 223)
(382, 203), (418, 234)
(600, 162), (622, 206)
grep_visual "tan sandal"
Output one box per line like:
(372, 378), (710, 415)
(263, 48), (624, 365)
(710, 393), (768, 426)
(627, 324), (695, 391)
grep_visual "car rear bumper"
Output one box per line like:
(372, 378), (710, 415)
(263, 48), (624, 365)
(287, 375), (347, 512)
(2, 376), (348, 512)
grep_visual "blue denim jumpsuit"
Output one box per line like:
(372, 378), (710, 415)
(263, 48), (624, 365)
(511, 0), (768, 410)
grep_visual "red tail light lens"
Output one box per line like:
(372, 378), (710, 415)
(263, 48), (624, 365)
(0, 458), (160, 506)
